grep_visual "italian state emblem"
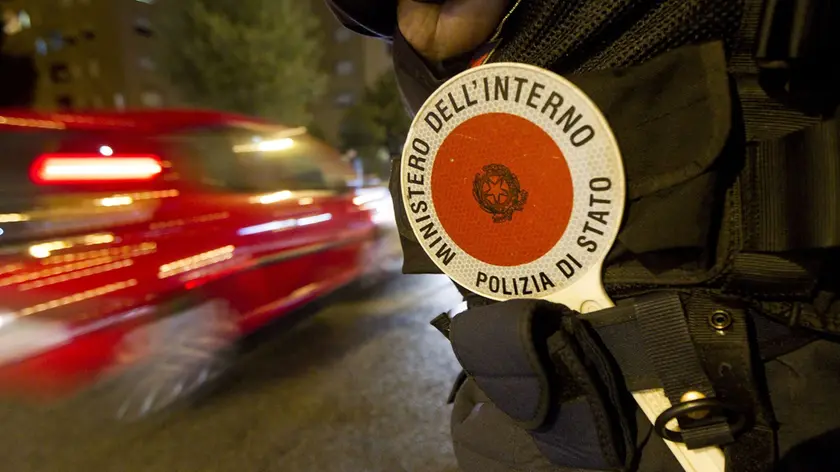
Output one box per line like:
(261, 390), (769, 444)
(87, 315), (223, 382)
(472, 164), (528, 223)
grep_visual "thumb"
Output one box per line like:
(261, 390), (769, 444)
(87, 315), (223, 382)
(397, 0), (511, 62)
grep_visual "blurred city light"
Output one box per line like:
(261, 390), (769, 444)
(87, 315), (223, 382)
(233, 138), (295, 154)
(31, 155), (163, 183)
(252, 190), (293, 205)
(0, 214), (30, 223)
(96, 196), (134, 207)
(29, 241), (71, 259)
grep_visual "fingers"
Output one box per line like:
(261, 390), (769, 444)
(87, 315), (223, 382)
(397, 0), (511, 62)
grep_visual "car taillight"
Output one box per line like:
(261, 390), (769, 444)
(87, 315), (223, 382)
(30, 154), (164, 184)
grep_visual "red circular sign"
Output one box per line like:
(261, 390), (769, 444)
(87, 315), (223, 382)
(431, 112), (574, 267)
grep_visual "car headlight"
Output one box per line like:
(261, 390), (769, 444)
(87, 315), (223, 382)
(0, 312), (15, 330)
(0, 311), (71, 365)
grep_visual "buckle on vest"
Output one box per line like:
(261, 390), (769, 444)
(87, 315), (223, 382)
(755, 0), (840, 115)
(654, 396), (748, 444)
(430, 312), (453, 339)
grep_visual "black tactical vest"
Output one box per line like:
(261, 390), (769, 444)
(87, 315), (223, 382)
(327, 0), (840, 470)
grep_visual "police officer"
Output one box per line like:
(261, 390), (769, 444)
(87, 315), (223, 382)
(325, 1), (840, 471)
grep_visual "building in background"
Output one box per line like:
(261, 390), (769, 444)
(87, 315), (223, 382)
(0, 0), (169, 111)
(0, 0), (390, 144)
(309, 1), (392, 146)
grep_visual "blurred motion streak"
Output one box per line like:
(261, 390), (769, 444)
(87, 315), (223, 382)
(158, 246), (235, 279)
(233, 138), (296, 153)
(354, 187), (396, 227)
(30, 155), (164, 183)
(237, 219), (297, 236)
(19, 259), (135, 291)
(96, 196), (134, 207)
(0, 213), (30, 223)
(252, 190), (293, 204)
(150, 212), (229, 231)
(27, 233), (115, 259)
(18, 279), (139, 318)
(39, 242), (157, 266)
(3, 255), (117, 288)
(0, 109), (384, 411)
(237, 213), (333, 236)
(0, 115), (65, 129)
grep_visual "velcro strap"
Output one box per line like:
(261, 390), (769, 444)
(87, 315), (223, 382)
(723, 253), (818, 297)
(449, 299), (560, 430)
(449, 299), (633, 470)
(634, 294), (735, 449)
(593, 296), (778, 470)
(684, 295), (778, 472)
(740, 118), (840, 252)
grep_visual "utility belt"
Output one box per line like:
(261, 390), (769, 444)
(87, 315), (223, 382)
(434, 290), (835, 472)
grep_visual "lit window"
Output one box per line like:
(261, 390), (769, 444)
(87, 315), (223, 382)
(334, 28), (352, 43)
(88, 59), (100, 78)
(335, 61), (354, 76)
(335, 93), (356, 107)
(2, 10), (28, 35)
(35, 38), (48, 55)
(114, 93), (126, 110)
(141, 91), (163, 108)
(19, 11), (31, 29)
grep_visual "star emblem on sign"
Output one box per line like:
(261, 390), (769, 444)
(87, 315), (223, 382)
(484, 177), (510, 205)
(472, 164), (528, 223)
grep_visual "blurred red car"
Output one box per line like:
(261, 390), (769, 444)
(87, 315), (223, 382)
(0, 109), (380, 419)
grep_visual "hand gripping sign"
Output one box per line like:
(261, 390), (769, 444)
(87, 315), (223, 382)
(400, 63), (725, 472)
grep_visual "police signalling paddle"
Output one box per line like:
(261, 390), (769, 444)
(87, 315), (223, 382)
(400, 62), (725, 472)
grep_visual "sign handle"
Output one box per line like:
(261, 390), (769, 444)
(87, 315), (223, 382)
(633, 390), (726, 472)
(558, 271), (727, 472)
(545, 265), (613, 313)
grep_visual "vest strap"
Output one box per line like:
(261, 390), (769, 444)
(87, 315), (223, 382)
(740, 118), (840, 252)
(450, 299), (635, 470)
(634, 294), (735, 449)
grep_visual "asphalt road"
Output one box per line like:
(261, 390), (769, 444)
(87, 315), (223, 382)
(0, 269), (466, 472)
